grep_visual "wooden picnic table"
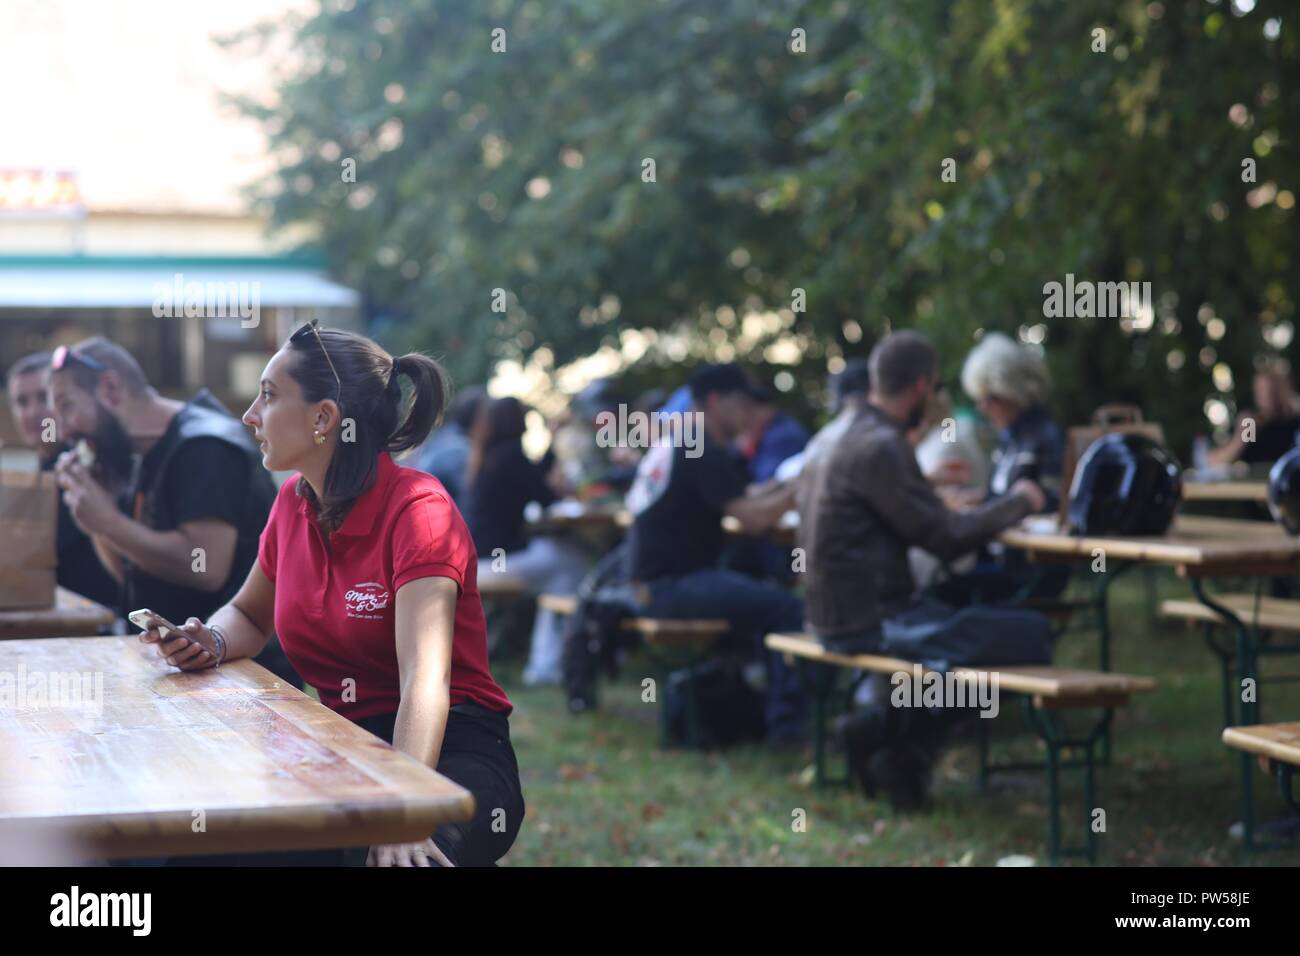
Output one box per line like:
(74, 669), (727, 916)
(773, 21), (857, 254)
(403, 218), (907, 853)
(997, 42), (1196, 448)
(0, 636), (473, 861)
(1000, 514), (1300, 577)
(527, 500), (629, 533)
(721, 510), (799, 546)
(1181, 479), (1269, 504)
(1223, 722), (1300, 768)
(1222, 723), (1300, 818)
(999, 513), (1300, 848)
(0, 587), (116, 640)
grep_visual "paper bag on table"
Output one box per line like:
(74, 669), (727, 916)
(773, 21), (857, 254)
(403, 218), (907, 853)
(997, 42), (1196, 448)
(0, 469), (57, 610)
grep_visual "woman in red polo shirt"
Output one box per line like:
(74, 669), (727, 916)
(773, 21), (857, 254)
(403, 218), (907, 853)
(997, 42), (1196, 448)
(139, 321), (523, 867)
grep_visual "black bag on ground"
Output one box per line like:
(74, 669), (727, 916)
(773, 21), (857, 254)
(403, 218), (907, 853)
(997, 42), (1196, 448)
(665, 660), (766, 749)
(879, 600), (1052, 671)
(562, 544), (637, 713)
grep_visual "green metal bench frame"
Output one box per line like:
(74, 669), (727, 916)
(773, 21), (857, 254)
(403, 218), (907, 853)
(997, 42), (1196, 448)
(795, 658), (1123, 865)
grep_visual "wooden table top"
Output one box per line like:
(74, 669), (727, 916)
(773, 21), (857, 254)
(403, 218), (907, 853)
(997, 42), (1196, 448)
(0, 637), (474, 861)
(999, 514), (1300, 574)
(722, 511), (799, 546)
(0, 587), (117, 640)
(528, 501), (630, 533)
(1182, 479), (1269, 503)
(1222, 723), (1300, 767)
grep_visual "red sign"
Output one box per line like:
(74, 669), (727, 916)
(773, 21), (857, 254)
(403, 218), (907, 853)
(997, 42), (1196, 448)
(0, 170), (84, 217)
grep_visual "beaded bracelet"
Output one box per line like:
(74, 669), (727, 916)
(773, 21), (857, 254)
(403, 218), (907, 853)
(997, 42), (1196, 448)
(207, 623), (229, 669)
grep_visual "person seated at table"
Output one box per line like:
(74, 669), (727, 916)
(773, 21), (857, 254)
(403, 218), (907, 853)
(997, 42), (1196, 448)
(45, 337), (299, 685)
(626, 362), (808, 747)
(960, 331), (1062, 511)
(462, 396), (588, 686)
(412, 384), (485, 504)
(909, 385), (992, 590)
(911, 384), (992, 491)
(1208, 363), (1300, 468)
(550, 379), (640, 497)
(930, 332), (1068, 605)
(5, 350), (120, 613)
(726, 382), (809, 584)
(140, 322), (524, 867)
(797, 330), (1046, 805)
(597, 386), (670, 491)
(743, 384), (809, 484)
(775, 360), (870, 481)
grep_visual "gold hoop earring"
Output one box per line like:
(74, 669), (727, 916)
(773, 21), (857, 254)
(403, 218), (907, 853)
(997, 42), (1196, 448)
(314, 429), (326, 446)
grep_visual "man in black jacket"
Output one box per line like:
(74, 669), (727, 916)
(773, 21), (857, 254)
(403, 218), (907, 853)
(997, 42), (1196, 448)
(46, 337), (298, 684)
(6, 350), (121, 614)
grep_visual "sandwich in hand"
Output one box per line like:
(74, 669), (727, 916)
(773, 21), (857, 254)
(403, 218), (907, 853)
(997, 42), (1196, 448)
(73, 438), (96, 469)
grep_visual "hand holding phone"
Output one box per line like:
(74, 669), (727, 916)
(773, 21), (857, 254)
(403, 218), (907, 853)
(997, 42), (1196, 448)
(128, 608), (182, 638)
(129, 608), (219, 670)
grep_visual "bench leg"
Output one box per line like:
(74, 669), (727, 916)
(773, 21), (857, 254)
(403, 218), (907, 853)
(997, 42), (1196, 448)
(1281, 765), (1299, 818)
(1023, 699), (1112, 865)
(1044, 730), (1062, 864)
(1190, 577), (1263, 850)
(977, 717), (990, 793)
(790, 660), (854, 789)
(812, 677), (829, 788)
(1189, 582), (1300, 851)
(806, 662), (841, 789)
(1200, 623), (1237, 730)
(1091, 561), (1133, 766)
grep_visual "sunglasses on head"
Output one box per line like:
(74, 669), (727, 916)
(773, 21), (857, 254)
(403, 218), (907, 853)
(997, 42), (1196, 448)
(51, 345), (108, 375)
(290, 319), (342, 404)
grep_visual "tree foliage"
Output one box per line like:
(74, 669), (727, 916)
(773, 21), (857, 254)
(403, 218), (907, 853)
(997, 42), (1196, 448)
(233, 0), (1298, 453)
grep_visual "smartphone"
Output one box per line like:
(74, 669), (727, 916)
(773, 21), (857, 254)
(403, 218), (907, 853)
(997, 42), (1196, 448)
(128, 608), (184, 639)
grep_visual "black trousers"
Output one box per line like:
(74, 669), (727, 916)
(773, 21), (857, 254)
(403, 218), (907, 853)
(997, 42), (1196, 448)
(156, 703), (524, 867)
(353, 703), (525, 867)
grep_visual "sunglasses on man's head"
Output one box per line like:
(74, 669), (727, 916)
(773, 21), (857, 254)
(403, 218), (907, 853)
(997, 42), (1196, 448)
(51, 345), (108, 375)
(290, 318), (342, 404)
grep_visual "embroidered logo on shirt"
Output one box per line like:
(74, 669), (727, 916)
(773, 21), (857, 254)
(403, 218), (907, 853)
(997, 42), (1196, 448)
(344, 581), (391, 619)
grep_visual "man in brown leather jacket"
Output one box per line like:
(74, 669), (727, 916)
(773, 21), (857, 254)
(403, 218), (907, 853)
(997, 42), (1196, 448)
(796, 330), (1045, 806)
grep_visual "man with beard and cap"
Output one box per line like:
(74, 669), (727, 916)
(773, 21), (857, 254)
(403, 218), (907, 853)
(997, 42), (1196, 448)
(796, 330), (1045, 808)
(7, 350), (122, 613)
(626, 362), (808, 747)
(46, 337), (299, 685)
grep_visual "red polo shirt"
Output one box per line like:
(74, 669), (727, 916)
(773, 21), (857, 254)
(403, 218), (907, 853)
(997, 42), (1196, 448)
(257, 451), (511, 721)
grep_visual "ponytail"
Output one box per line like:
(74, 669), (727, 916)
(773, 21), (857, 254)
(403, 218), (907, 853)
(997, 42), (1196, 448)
(286, 325), (453, 532)
(386, 353), (448, 454)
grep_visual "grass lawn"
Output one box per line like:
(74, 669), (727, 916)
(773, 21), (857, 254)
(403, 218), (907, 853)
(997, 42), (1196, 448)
(495, 568), (1300, 866)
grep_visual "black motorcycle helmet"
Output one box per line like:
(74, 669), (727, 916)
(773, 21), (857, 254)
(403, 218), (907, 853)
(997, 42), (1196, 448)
(1067, 433), (1182, 535)
(1268, 446), (1300, 534)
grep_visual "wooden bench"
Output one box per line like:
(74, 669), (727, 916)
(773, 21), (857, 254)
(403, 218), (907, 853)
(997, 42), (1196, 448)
(540, 593), (729, 746)
(1223, 723), (1300, 819)
(477, 573), (530, 600)
(1160, 594), (1300, 728)
(539, 594), (728, 642)
(539, 593), (727, 643)
(1160, 594), (1300, 633)
(766, 632), (1157, 864)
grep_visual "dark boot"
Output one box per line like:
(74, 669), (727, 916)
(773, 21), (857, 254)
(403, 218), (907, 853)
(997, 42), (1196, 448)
(834, 707), (888, 798)
(868, 742), (934, 811)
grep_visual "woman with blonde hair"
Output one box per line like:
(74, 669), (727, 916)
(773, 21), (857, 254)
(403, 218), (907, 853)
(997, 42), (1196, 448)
(960, 331), (1062, 512)
(934, 331), (1067, 605)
